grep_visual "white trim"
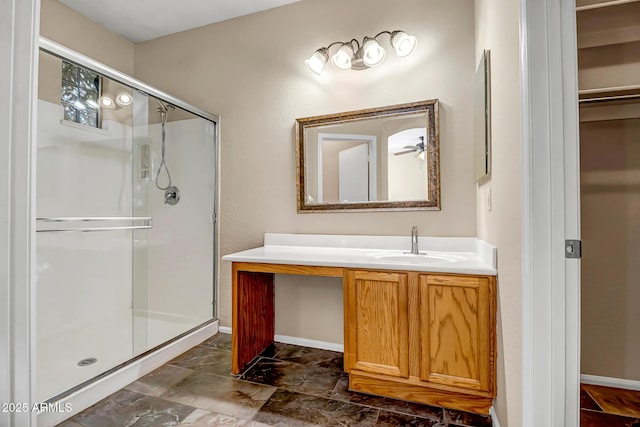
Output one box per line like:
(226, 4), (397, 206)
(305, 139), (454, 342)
(490, 406), (501, 427)
(218, 327), (343, 352)
(0, 0), (40, 426)
(520, 0), (580, 426)
(274, 334), (343, 353)
(560, 0), (582, 424)
(316, 133), (377, 202)
(37, 321), (218, 427)
(581, 375), (640, 391)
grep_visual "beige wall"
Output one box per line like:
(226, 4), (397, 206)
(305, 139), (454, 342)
(40, 0), (134, 75)
(134, 0), (478, 343)
(580, 119), (640, 381)
(475, 0), (522, 426)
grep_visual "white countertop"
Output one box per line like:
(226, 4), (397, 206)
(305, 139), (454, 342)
(222, 233), (497, 276)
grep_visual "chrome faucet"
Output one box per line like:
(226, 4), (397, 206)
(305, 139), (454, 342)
(411, 225), (419, 255)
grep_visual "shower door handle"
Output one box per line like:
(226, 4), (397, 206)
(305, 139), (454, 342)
(36, 216), (153, 233)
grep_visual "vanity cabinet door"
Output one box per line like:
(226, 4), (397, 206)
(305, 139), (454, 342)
(418, 274), (495, 394)
(344, 270), (409, 379)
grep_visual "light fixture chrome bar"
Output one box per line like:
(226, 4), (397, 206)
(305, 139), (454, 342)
(39, 37), (219, 124)
(36, 216), (152, 222)
(36, 225), (152, 233)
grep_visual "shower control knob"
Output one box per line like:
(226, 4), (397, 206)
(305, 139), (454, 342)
(164, 186), (180, 205)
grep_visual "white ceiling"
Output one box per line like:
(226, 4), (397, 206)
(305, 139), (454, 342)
(59, 0), (302, 43)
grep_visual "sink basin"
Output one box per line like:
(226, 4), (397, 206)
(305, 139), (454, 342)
(371, 252), (465, 264)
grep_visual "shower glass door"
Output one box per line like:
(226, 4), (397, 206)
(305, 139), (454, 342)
(131, 93), (216, 354)
(35, 48), (216, 402)
(36, 50), (141, 401)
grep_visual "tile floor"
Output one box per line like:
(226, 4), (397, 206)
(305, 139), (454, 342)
(58, 332), (493, 426)
(580, 383), (640, 427)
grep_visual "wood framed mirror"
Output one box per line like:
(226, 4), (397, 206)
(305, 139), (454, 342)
(295, 100), (440, 213)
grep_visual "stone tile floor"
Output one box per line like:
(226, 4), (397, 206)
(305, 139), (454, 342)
(58, 333), (493, 426)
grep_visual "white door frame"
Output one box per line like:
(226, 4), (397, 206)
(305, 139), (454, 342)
(316, 133), (377, 202)
(520, 0), (581, 426)
(0, 0), (40, 426)
(338, 143), (370, 202)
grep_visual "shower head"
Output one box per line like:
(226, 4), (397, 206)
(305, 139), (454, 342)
(156, 100), (175, 114)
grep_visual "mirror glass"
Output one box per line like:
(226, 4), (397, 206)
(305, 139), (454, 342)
(474, 49), (491, 182)
(296, 100), (440, 212)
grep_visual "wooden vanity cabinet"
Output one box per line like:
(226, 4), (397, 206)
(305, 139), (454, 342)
(344, 270), (410, 379)
(344, 269), (496, 414)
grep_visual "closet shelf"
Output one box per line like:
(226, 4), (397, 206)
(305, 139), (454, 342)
(576, 0), (640, 11)
(578, 26), (640, 49)
(579, 85), (640, 104)
(576, 0), (640, 48)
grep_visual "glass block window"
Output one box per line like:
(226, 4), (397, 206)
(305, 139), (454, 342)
(61, 61), (100, 128)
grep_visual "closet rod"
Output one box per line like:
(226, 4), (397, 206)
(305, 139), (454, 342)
(579, 94), (640, 103)
(579, 84), (640, 103)
(576, 0), (640, 11)
(579, 84), (640, 95)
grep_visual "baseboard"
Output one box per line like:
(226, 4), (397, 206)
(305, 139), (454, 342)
(38, 320), (218, 427)
(581, 374), (640, 391)
(274, 334), (344, 352)
(217, 326), (343, 352)
(490, 406), (501, 427)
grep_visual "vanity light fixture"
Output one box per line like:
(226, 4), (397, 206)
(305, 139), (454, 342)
(305, 30), (417, 75)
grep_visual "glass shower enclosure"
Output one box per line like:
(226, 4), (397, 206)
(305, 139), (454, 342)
(35, 40), (218, 402)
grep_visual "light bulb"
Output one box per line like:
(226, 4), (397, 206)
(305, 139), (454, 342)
(331, 45), (353, 70)
(391, 31), (418, 58)
(115, 92), (132, 107)
(99, 96), (115, 109)
(305, 49), (328, 74)
(362, 38), (386, 67)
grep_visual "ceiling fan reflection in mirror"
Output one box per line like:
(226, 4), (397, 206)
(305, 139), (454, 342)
(395, 136), (425, 158)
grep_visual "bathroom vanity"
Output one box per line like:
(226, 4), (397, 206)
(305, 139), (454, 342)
(222, 234), (497, 414)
